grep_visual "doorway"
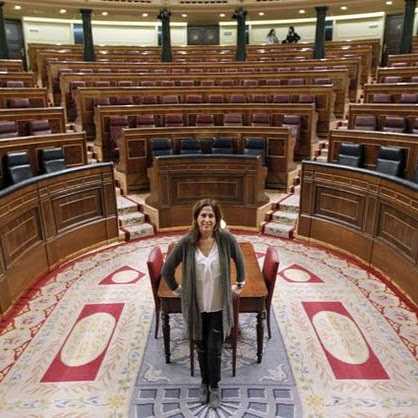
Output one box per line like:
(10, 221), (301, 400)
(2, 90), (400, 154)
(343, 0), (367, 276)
(5, 19), (27, 70)
(382, 14), (403, 66)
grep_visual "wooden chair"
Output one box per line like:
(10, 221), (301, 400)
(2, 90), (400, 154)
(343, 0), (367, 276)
(262, 246), (280, 339)
(146, 246), (164, 338)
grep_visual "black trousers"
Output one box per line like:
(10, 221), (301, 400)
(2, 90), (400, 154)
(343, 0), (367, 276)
(195, 311), (223, 389)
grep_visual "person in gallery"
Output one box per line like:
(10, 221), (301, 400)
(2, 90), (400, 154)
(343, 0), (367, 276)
(282, 25), (301, 43)
(266, 28), (279, 44)
(162, 198), (245, 409)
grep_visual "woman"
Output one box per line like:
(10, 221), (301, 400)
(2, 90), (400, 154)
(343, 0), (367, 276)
(266, 28), (279, 44)
(283, 26), (301, 43)
(162, 198), (245, 409)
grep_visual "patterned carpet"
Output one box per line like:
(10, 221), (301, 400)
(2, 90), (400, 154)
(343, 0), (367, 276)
(0, 232), (417, 417)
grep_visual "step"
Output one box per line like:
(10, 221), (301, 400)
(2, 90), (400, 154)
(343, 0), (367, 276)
(272, 210), (298, 225)
(121, 223), (155, 240)
(279, 194), (300, 213)
(117, 196), (139, 215)
(119, 211), (145, 227)
(263, 222), (294, 238)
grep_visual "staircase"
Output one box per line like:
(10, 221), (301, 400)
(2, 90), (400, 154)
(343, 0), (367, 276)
(116, 192), (155, 241)
(261, 184), (300, 239)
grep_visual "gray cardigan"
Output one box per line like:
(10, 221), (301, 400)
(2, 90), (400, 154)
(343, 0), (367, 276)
(161, 229), (245, 341)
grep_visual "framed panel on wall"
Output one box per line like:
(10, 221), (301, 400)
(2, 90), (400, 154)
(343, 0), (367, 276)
(187, 25), (219, 45)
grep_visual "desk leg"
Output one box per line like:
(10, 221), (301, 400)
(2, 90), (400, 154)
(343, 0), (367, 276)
(256, 311), (265, 363)
(162, 312), (171, 363)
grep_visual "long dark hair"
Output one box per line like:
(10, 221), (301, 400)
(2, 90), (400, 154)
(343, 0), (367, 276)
(267, 28), (276, 37)
(189, 198), (223, 242)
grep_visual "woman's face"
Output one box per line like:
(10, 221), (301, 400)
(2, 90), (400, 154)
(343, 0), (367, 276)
(197, 205), (216, 235)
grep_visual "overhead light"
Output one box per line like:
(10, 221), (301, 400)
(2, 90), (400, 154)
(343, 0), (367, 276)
(142, 13), (148, 17)
(59, 9), (66, 14)
(341, 6), (347, 10)
(386, 0), (393, 4)
(181, 13), (187, 17)
(102, 11), (108, 16)
(14, 5), (21, 10)
(258, 12), (265, 16)
(299, 9), (305, 14)
(219, 13), (225, 17)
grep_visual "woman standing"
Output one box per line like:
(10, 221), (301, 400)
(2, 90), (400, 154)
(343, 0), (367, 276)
(283, 26), (301, 43)
(266, 28), (279, 44)
(162, 198), (245, 409)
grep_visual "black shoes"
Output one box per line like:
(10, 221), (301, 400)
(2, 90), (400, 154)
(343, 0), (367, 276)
(199, 383), (209, 404)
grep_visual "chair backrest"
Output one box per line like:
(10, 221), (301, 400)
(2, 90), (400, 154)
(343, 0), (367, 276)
(375, 146), (405, 177)
(8, 97), (30, 108)
(208, 94), (224, 103)
(244, 137), (266, 163)
(230, 94), (246, 103)
(372, 93), (391, 103)
(147, 246), (164, 310)
(186, 94), (202, 104)
(29, 119), (52, 136)
(298, 94), (315, 103)
(0, 120), (18, 139)
(224, 113), (243, 126)
(400, 93), (418, 104)
(164, 113), (184, 127)
(116, 96), (134, 105)
(180, 80), (194, 86)
(314, 78), (332, 85)
(337, 143), (364, 167)
(202, 80), (215, 87)
(381, 116), (406, 133)
(353, 115), (377, 131)
(6, 80), (24, 87)
(262, 246), (279, 308)
(141, 80), (156, 86)
(243, 79), (258, 86)
(70, 81), (85, 100)
(161, 80), (175, 87)
(151, 138), (173, 157)
(180, 138), (201, 154)
(265, 79), (280, 86)
(251, 113), (270, 126)
(212, 136), (234, 154)
(162, 95), (179, 104)
(93, 97), (111, 107)
(142, 95), (158, 104)
(3, 151), (33, 186)
(118, 80), (133, 87)
(384, 76), (402, 83)
(272, 94), (290, 103)
(110, 115), (129, 147)
(95, 81), (110, 87)
(251, 94), (268, 103)
(410, 117), (418, 134)
(38, 147), (67, 174)
(282, 114), (302, 151)
(288, 78), (304, 85)
(136, 114), (155, 128)
(196, 114), (214, 126)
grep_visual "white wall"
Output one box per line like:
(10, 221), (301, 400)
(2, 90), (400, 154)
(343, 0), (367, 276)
(92, 24), (158, 46)
(332, 15), (385, 42)
(23, 19), (74, 46)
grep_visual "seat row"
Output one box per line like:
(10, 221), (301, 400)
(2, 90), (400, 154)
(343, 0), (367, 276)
(149, 137), (266, 164)
(381, 75), (418, 83)
(352, 114), (418, 134)
(0, 119), (52, 138)
(109, 114), (302, 155)
(2, 147), (67, 188)
(371, 93), (418, 104)
(90, 93), (316, 107)
(337, 143), (418, 183)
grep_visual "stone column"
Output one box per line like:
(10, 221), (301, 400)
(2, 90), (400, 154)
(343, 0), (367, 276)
(80, 9), (95, 62)
(313, 6), (328, 59)
(158, 8), (172, 62)
(0, 2), (9, 59)
(400, 0), (417, 54)
(233, 7), (247, 61)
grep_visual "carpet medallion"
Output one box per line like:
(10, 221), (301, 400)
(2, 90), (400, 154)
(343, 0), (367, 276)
(0, 233), (416, 417)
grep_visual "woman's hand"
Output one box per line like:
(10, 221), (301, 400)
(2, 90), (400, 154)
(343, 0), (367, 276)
(232, 284), (243, 298)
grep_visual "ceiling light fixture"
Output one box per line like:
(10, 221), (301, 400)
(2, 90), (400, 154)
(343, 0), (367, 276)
(341, 6), (347, 10)
(59, 9), (66, 14)
(14, 5), (21, 10)
(258, 12), (265, 16)
(219, 13), (225, 17)
(386, 0), (393, 4)
(181, 13), (187, 17)
(299, 9), (305, 14)
(142, 13), (148, 17)
(102, 11), (108, 16)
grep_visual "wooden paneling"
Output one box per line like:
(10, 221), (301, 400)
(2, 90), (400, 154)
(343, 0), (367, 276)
(363, 82), (418, 103)
(0, 72), (36, 87)
(0, 163), (118, 318)
(298, 161), (418, 306)
(376, 67), (418, 83)
(116, 126), (297, 193)
(0, 59), (24, 73)
(146, 155), (269, 229)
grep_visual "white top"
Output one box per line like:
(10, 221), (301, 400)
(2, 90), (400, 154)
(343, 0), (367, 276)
(195, 243), (223, 313)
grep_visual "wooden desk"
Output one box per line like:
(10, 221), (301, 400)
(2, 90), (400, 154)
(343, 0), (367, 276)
(158, 241), (267, 364)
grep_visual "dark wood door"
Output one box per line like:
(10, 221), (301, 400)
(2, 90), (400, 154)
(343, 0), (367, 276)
(382, 14), (403, 66)
(5, 19), (26, 70)
(187, 25), (219, 45)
